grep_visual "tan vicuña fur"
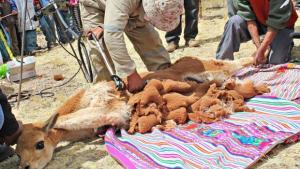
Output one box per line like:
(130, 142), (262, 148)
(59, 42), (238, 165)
(15, 56), (256, 169)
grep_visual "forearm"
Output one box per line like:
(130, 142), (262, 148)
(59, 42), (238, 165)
(259, 28), (277, 51)
(104, 31), (136, 78)
(247, 21), (260, 49)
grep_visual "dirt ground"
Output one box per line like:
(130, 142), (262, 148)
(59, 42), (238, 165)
(1, 3), (300, 169)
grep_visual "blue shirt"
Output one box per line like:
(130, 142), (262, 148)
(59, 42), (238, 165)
(8, 0), (17, 11)
(39, 0), (50, 7)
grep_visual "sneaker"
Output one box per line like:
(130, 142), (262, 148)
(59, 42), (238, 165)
(166, 41), (179, 53)
(186, 39), (200, 47)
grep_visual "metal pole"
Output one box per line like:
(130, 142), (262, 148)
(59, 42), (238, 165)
(17, 0), (28, 108)
(91, 34), (115, 76)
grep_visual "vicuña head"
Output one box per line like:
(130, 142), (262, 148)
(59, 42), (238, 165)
(15, 82), (131, 169)
(16, 114), (60, 169)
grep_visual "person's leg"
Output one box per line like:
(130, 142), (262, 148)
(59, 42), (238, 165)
(268, 28), (294, 64)
(227, 0), (237, 17)
(79, 1), (111, 82)
(55, 10), (74, 44)
(165, 17), (182, 52)
(216, 15), (252, 60)
(126, 23), (171, 72)
(6, 24), (20, 55)
(184, 0), (200, 47)
(43, 16), (56, 43)
(296, 0), (300, 9)
(24, 30), (37, 54)
(165, 18), (182, 44)
(39, 16), (52, 46)
(46, 16), (57, 42)
(45, 16), (57, 49)
(64, 10), (75, 41)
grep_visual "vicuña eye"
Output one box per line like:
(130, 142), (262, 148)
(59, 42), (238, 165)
(36, 141), (44, 150)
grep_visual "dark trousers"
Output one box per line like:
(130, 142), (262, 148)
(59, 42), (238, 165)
(165, 0), (199, 43)
(54, 10), (74, 44)
(227, 0), (237, 17)
(297, 0), (300, 8)
(40, 16), (56, 46)
(6, 24), (20, 55)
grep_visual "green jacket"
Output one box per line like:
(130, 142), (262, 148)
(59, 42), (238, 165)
(233, 0), (297, 31)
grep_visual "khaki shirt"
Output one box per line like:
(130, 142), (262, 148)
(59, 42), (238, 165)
(82, 0), (147, 77)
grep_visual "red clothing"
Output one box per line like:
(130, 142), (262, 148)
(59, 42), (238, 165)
(249, 0), (298, 28)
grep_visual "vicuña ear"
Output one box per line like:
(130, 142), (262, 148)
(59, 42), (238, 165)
(42, 113), (59, 133)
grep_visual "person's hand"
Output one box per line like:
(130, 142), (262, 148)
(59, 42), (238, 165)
(126, 70), (146, 93)
(36, 4), (41, 10)
(11, 10), (18, 15)
(87, 26), (103, 40)
(253, 46), (269, 65)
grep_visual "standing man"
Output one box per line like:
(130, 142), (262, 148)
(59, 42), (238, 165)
(165, 0), (200, 53)
(35, 0), (57, 50)
(14, 0), (39, 55)
(0, 0), (20, 56)
(80, 0), (184, 93)
(216, 0), (298, 65)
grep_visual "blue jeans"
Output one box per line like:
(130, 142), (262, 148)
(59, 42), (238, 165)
(55, 10), (73, 44)
(25, 30), (37, 53)
(216, 15), (294, 64)
(0, 39), (9, 62)
(39, 16), (56, 45)
(227, 0), (237, 17)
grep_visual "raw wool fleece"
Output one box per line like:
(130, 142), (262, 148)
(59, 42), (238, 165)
(55, 82), (132, 131)
(128, 79), (270, 134)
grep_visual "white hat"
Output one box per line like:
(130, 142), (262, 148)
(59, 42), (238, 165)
(143, 0), (184, 31)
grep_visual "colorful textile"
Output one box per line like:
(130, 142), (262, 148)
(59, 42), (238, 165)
(234, 64), (300, 101)
(105, 97), (300, 169)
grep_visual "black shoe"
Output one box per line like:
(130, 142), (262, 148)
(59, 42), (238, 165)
(0, 145), (15, 162)
(35, 45), (43, 50)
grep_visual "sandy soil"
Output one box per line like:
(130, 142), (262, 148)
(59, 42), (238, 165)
(1, 3), (300, 169)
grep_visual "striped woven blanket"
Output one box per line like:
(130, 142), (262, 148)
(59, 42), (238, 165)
(105, 64), (300, 168)
(105, 97), (300, 169)
(234, 63), (300, 101)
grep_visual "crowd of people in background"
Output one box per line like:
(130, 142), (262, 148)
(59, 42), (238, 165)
(0, 0), (76, 62)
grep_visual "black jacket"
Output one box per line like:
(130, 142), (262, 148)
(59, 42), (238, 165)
(0, 89), (18, 138)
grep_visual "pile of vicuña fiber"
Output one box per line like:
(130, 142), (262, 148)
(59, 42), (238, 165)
(128, 78), (270, 134)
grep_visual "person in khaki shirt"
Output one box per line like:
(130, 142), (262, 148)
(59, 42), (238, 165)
(80, 0), (184, 93)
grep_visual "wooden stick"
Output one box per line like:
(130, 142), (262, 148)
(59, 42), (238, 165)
(17, 1), (27, 108)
